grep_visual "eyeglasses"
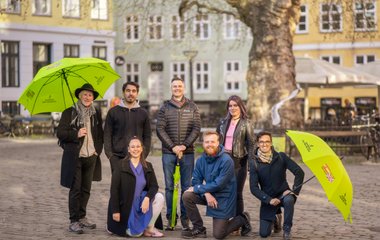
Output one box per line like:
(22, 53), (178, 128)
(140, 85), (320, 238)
(258, 141), (272, 145)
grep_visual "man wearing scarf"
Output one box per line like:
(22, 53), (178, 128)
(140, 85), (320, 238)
(156, 77), (201, 230)
(249, 131), (304, 240)
(57, 83), (104, 234)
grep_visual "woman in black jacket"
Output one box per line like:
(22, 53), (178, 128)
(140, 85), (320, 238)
(107, 137), (164, 237)
(216, 95), (255, 222)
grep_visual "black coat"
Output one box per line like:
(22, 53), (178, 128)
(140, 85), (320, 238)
(107, 159), (159, 236)
(57, 107), (103, 188)
(249, 149), (304, 221)
(156, 98), (201, 154)
(217, 117), (255, 160)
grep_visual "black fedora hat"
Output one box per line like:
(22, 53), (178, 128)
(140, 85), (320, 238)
(75, 83), (99, 99)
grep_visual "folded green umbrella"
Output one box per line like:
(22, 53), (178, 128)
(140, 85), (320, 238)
(171, 156), (181, 228)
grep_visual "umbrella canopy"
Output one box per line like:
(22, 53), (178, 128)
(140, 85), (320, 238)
(171, 158), (181, 228)
(18, 57), (120, 114)
(296, 57), (380, 85)
(355, 61), (380, 76)
(286, 130), (353, 223)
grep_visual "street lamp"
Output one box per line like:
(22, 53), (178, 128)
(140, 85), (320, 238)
(183, 50), (198, 101)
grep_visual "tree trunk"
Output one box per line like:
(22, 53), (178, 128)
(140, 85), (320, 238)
(234, 0), (303, 129)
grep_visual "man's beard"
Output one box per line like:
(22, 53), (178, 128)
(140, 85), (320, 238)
(205, 146), (218, 156)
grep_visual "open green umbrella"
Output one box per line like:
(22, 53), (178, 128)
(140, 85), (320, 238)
(18, 57), (120, 114)
(170, 156), (181, 229)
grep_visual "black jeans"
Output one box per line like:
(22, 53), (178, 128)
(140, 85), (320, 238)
(182, 191), (245, 239)
(231, 155), (248, 216)
(69, 155), (97, 222)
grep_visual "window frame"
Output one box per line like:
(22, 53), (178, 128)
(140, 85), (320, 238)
(1, 101), (20, 117)
(320, 3), (343, 32)
(32, 0), (52, 16)
(125, 62), (140, 83)
(91, 0), (108, 20)
(354, 0), (377, 31)
(1, 41), (20, 88)
(194, 61), (211, 93)
(194, 14), (210, 40)
(62, 0), (80, 18)
(92, 46), (107, 60)
(125, 15), (140, 42)
(223, 14), (240, 39)
(1, 0), (21, 14)
(147, 15), (163, 41)
(224, 60), (242, 93)
(33, 42), (51, 76)
(296, 4), (308, 34)
(355, 54), (376, 65)
(170, 15), (185, 40)
(321, 55), (342, 65)
(63, 44), (80, 58)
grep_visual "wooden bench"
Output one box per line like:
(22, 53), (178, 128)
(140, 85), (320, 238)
(287, 130), (373, 159)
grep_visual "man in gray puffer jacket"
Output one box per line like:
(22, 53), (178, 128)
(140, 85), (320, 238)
(156, 77), (201, 230)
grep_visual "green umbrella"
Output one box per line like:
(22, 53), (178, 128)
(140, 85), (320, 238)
(18, 57), (120, 114)
(171, 156), (181, 229)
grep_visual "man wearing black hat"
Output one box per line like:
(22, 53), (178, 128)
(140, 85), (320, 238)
(57, 83), (104, 234)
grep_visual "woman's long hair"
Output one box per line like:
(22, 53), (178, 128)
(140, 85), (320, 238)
(225, 95), (248, 119)
(127, 136), (147, 168)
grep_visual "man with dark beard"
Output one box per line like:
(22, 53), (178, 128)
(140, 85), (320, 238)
(181, 131), (251, 239)
(104, 81), (151, 172)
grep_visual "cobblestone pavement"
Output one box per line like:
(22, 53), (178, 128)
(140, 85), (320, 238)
(0, 138), (379, 239)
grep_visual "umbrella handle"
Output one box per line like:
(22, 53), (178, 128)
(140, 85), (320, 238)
(280, 175), (316, 200)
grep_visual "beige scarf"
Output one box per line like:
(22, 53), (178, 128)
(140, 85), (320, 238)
(258, 149), (273, 164)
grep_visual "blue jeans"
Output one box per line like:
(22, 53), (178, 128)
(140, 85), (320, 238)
(259, 194), (295, 237)
(162, 153), (194, 222)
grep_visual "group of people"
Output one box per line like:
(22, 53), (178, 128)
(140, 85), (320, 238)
(57, 78), (305, 240)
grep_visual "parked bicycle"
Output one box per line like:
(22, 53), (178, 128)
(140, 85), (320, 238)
(352, 114), (380, 162)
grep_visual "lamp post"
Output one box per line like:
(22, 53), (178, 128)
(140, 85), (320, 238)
(183, 50), (198, 101)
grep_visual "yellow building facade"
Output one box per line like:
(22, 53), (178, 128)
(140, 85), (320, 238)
(293, 0), (380, 117)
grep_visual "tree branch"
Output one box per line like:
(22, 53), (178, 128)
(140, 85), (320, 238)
(179, 0), (238, 18)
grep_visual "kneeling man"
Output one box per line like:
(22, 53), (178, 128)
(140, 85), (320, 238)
(182, 131), (251, 239)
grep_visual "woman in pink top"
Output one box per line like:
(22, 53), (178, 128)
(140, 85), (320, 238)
(216, 95), (255, 233)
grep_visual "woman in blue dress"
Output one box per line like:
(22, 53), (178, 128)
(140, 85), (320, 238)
(107, 137), (164, 237)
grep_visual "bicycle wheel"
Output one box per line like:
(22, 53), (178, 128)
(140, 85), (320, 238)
(360, 134), (373, 159)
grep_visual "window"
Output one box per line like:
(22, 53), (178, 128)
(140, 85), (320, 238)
(148, 16), (163, 40)
(1, 41), (19, 87)
(224, 61), (241, 92)
(33, 43), (51, 76)
(194, 62), (210, 92)
(92, 46), (106, 60)
(91, 0), (107, 20)
(1, 0), (21, 14)
(320, 3), (342, 32)
(32, 0), (51, 16)
(171, 15), (185, 40)
(194, 14), (210, 40)
(321, 56), (341, 65)
(64, 44), (79, 57)
(355, 55), (375, 65)
(171, 62), (186, 82)
(1, 101), (19, 117)
(224, 14), (240, 39)
(125, 15), (139, 42)
(62, 0), (80, 18)
(354, 0), (376, 31)
(296, 5), (308, 33)
(126, 63), (140, 83)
